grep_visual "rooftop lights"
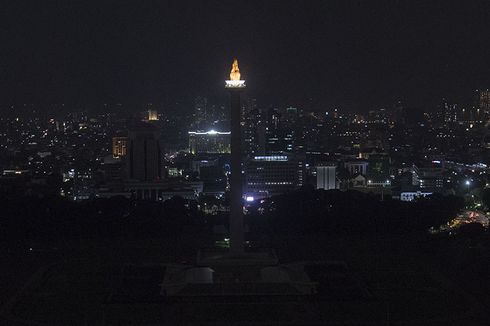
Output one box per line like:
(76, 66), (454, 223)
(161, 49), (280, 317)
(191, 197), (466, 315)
(188, 131), (231, 135)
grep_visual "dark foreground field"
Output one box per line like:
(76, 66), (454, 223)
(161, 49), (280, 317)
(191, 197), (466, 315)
(1, 230), (490, 325)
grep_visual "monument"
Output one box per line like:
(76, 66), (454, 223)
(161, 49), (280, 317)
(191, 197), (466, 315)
(160, 59), (316, 297)
(104, 60), (376, 325)
(225, 58), (246, 254)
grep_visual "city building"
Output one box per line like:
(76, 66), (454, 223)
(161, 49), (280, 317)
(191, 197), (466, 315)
(266, 128), (295, 155)
(366, 152), (391, 182)
(188, 130), (231, 154)
(102, 155), (124, 183)
(400, 191), (433, 202)
(350, 173), (367, 188)
(148, 109), (159, 121)
(344, 160), (369, 176)
(193, 96), (208, 127)
(316, 163), (337, 190)
(127, 123), (162, 181)
(243, 108), (266, 157)
(126, 180), (203, 201)
(442, 101), (458, 123)
(245, 155), (304, 199)
(413, 162), (444, 190)
(112, 136), (128, 158)
(477, 89), (490, 114)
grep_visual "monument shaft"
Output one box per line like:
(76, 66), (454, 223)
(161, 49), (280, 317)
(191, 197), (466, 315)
(229, 89), (244, 254)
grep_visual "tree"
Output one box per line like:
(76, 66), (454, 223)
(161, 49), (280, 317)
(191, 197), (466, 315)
(481, 188), (490, 210)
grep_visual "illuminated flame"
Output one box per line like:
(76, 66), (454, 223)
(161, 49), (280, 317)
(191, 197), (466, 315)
(229, 58), (241, 81)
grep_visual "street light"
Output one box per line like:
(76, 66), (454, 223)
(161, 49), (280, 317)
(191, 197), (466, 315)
(465, 180), (471, 193)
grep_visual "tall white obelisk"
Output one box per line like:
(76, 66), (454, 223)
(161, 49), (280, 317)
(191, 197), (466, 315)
(225, 59), (246, 255)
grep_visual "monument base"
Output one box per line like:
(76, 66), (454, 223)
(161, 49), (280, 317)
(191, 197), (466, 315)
(160, 248), (317, 297)
(197, 247), (278, 266)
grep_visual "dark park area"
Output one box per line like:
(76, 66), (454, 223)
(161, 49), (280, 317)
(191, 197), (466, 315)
(1, 189), (490, 324)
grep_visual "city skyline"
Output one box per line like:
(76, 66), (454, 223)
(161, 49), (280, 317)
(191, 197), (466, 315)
(2, 1), (490, 111)
(4, 3), (490, 324)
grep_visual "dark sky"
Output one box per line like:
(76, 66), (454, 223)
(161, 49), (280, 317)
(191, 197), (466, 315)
(1, 0), (490, 111)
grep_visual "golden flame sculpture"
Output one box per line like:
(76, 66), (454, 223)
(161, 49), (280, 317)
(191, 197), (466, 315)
(225, 58), (245, 88)
(229, 58), (241, 81)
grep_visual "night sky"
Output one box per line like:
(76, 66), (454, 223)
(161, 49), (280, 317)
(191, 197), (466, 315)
(1, 0), (490, 111)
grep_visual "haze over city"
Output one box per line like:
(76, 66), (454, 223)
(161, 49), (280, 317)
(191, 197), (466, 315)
(2, 1), (490, 110)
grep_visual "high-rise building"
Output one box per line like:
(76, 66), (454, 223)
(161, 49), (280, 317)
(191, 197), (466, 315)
(266, 129), (295, 155)
(316, 163), (337, 190)
(112, 136), (128, 158)
(476, 89), (490, 122)
(412, 163), (444, 191)
(243, 108), (266, 157)
(127, 123), (162, 181)
(478, 89), (490, 113)
(188, 130), (231, 154)
(102, 155), (124, 183)
(245, 155), (304, 199)
(443, 101), (457, 123)
(285, 106), (299, 124)
(194, 96), (208, 126)
(148, 109), (159, 121)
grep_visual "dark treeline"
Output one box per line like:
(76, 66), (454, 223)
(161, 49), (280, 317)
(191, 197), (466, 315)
(0, 188), (466, 249)
(248, 188), (465, 236)
(0, 195), (206, 249)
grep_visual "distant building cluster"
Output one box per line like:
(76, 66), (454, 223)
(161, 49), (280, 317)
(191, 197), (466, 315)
(1, 88), (490, 208)
(188, 131), (231, 155)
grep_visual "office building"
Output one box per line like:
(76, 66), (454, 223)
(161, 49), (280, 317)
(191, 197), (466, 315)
(188, 130), (231, 154)
(245, 155), (304, 199)
(345, 160), (369, 176)
(194, 96), (208, 126)
(478, 89), (490, 113)
(316, 163), (337, 190)
(400, 191), (433, 202)
(243, 108), (266, 157)
(127, 123), (162, 181)
(112, 136), (128, 158)
(148, 109), (159, 121)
